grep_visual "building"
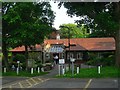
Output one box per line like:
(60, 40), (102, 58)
(10, 37), (115, 65)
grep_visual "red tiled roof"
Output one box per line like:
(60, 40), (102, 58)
(10, 46), (25, 52)
(10, 37), (115, 52)
(44, 37), (115, 51)
(10, 44), (42, 52)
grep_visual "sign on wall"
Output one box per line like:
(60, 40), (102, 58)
(59, 59), (65, 64)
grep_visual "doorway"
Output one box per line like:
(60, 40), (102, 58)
(53, 53), (59, 64)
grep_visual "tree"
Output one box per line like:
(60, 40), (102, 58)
(58, 2), (120, 67)
(2, 2), (55, 69)
(59, 23), (88, 38)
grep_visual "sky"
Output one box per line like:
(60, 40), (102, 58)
(50, 1), (80, 29)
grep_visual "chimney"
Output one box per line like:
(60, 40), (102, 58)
(56, 34), (60, 40)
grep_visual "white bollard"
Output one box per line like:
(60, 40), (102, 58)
(41, 67), (44, 72)
(66, 66), (69, 72)
(38, 67), (40, 73)
(63, 68), (65, 75)
(58, 65), (60, 76)
(77, 67), (79, 74)
(4, 68), (6, 73)
(17, 68), (19, 75)
(98, 66), (101, 74)
(31, 68), (33, 74)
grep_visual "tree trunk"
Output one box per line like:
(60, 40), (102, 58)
(2, 40), (9, 70)
(115, 2), (120, 67)
(25, 45), (28, 69)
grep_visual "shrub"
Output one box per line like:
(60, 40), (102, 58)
(86, 55), (115, 66)
(13, 54), (26, 68)
(13, 54), (26, 63)
(35, 60), (43, 68)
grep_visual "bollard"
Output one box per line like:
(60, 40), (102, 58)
(98, 65), (100, 74)
(4, 68), (6, 73)
(58, 65), (60, 76)
(17, 68), (19, 75)
(66, 66), (69, 72)
(38, 67), (40, 73)
(41, 67), (44, 72)
(71, 62), (74, 76)
(77, 67), (79, 74)
(63, 68), (65, 75)
(31, 68), (33, 74)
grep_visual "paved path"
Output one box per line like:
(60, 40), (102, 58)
(40, 64), (95, 78)
(39, 64), (59, 78)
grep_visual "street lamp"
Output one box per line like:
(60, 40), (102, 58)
(60, 26), (70, 68)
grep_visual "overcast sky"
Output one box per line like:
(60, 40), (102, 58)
(50, 1), (80, 29)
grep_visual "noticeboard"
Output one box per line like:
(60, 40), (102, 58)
(59, 59), (65, 64)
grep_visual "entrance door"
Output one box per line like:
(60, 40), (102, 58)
(53, 53), (59, 64)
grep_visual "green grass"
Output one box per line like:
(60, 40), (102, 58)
(56, 66), (120, 78)
(0, 71), (2, 76)
(2, 70), (48, 77)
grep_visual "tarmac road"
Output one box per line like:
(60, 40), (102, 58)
(32, 78), (119, 89)
(2, 77), (119, 90)
(2, 76), (29, 85)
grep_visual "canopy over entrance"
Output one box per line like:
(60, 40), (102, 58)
(46, 45), (64, 53)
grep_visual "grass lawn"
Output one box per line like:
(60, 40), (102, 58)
(0, 71), (2, 76)
(56, 66), (120, 78)
(2, 70), (48, 77)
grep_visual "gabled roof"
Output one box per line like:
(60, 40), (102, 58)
(44, 37), (115, 51)
(10, 37), (115, 52)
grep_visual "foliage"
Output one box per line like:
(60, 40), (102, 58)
(59, 2), (119, 37)
(28, 52), (41, 61)
(86, 53), (115, 66)
(12, 54), (26, 68)
(28, 52), (42, 68)
(13, 54), (26, 63)
(3, 2), (55, 48)
(58, 2), (120, 66)
(59, 23), (89, 38)
(2, 2), (55, 68)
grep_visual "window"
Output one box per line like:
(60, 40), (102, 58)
(77, 53), (82, 60)
(46, 53), (50, 59)
(70, 53), (74, 58)
(61, 53), (64, 59)
(67, 52), (74, 59)
(67, 54), (70, 59)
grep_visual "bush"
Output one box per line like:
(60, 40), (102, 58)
(102, 55), (115, 66)
(35, 60), (43, 68)
(12, 54), (26, 68)
(13, 54), (26, 63)
(28, 52), (42, 68)
(86, 55), (115, 66)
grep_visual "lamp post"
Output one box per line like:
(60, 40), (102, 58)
(60, 26), (70, 69)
